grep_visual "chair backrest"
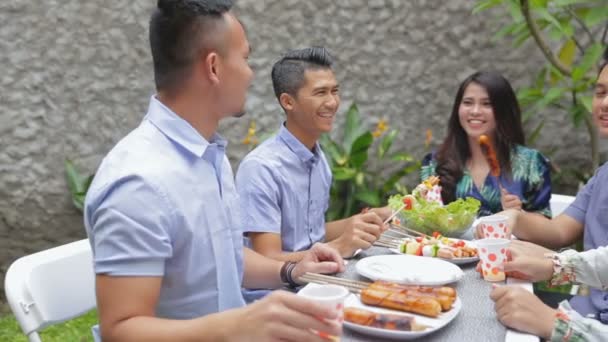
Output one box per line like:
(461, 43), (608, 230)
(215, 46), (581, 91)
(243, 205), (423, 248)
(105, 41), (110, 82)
(550, 193), (576, 217)
(4, 239), (96, 342)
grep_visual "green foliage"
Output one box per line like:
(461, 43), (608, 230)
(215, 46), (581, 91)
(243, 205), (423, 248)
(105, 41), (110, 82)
(474, 0), (608, 184)
(0, 310), (97, 342)
(65, 159), (94, 212)
(320, 103), (420, 221)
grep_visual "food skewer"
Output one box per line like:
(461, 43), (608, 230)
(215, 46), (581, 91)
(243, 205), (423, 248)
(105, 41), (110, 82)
(344, 307), (430, 331)
(478, 134), (502, 187)
(388, 223), (426, 237)
(373, 241), (400, 249)
(384, 228), (419, 239)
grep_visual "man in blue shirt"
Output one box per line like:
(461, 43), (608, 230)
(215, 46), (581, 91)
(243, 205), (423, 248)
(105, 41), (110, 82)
(237, 47), (390, 263)
(485, 52), (608, 337)
(85, 1), (344, 341)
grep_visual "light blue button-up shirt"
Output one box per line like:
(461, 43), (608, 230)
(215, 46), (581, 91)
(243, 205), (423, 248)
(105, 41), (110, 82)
(236, 124), (332, 252)
(84, 96), (245, 338)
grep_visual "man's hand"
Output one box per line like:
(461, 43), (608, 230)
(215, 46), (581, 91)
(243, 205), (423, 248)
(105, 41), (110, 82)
(509, 240), (554, 259)
(490, 285), (556, 339)
(231, 290), (342, 342)
(475, 240), (555, 279)
(328, 212), (385, 257)
(370, 206), (392, 222)
(502, 240), (555, 281)
(500, 188), (522, 211)
(291, 243), (345, 283)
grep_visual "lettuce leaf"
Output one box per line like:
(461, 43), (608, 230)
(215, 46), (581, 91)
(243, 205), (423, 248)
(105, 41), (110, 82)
(388, 195), (481, 237)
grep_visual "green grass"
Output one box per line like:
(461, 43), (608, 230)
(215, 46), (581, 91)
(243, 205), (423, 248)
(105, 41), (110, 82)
(0, 310), (97, 342)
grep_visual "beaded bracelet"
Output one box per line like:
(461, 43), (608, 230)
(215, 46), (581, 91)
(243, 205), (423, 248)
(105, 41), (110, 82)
(280, 261), (299, 288)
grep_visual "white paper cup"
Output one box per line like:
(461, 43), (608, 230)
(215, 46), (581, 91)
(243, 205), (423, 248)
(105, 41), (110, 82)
(298, 284), (349, 340)
(477, 238), (510, 282)
(478, 215), (510, 239)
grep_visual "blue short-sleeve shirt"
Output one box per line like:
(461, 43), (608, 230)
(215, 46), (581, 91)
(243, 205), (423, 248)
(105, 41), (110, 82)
(563, 163), (608, 317)
(84, 96), (246, 333)
(236, 124), (332, 252)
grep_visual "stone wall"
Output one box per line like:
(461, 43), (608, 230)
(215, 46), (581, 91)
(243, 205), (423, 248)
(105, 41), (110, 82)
(0, 0), (599, 306)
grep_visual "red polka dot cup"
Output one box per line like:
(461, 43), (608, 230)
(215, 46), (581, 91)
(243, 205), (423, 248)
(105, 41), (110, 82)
(478, 214), (510, 239)
(298, 284), (348, 340)
(476, 238), (511, 282)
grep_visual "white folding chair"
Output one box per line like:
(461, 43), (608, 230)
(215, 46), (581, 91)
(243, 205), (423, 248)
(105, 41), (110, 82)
(549, 193), (576, 217)
(4, 239), (96, 342)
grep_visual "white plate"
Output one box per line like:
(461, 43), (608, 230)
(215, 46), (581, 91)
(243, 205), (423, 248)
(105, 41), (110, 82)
(343, 290), (461, 340)
(388, 248), (478, 265)
(356, 254), (464, 285)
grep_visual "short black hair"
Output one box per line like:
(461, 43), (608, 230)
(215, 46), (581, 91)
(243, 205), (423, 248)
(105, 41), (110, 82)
(599, 45), (608, 75)
(150, 0), (233, 91)
(271, 46), (334, 101)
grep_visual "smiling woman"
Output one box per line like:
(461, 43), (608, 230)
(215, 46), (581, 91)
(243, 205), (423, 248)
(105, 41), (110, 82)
(420, 71), (553, 218)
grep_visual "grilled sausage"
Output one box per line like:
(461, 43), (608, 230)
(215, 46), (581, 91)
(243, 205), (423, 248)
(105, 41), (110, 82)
(344, 307), (428, 331)
(360, 288), (442, 317)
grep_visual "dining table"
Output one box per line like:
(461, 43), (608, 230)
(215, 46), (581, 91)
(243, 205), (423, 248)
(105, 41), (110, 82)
(335, 245), (540, 342)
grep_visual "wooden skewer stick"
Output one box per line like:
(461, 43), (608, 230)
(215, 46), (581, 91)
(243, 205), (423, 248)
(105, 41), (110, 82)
(384, 228), (418, 240)
(389, 223), (426, 237)
(302, 272), (370, 287)
(373, 241), (400, 249)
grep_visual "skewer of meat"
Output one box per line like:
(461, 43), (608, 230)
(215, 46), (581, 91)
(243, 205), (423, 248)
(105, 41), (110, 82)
(478, 134), (501, 180)
(373, 280), (456, 299)
(360, 288), (442, 317)
(344, 307), (429, 331)
(368, 282), (454, 311)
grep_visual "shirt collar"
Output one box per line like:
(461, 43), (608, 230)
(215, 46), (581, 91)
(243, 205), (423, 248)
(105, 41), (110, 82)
(278, 123), (319, 166)
(144, 95), (227, 158)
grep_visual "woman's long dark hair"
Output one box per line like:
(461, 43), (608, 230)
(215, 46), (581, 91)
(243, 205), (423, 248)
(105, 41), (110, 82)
(435, 71), (525, 203)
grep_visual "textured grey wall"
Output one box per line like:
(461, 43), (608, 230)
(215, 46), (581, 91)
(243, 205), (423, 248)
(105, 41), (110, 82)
(0, 0), (598, 304)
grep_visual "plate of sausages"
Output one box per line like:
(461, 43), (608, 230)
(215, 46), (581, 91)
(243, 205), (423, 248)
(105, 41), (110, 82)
(343, 281), (461, 339)
(356, 254), (464, 285)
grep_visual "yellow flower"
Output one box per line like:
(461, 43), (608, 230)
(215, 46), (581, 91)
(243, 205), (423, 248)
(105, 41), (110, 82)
(248, 121), (256, 136)
(372, 119), (388, 138)
(242, 121), (258, 146)
(425, 129), (433, 147)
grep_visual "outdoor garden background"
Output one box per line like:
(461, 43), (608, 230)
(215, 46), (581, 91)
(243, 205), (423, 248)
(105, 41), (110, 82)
(1, 0), (607, 340)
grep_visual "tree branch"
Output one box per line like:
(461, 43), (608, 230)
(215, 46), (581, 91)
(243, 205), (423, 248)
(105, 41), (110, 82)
(566, 6), (595, 46)
(520, 0), (572, 76)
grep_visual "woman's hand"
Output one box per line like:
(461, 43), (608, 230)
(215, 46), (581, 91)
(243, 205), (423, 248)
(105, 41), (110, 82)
(474, 209), (519, 239)
(490, 285), (557, 339)
(500, 188), (522, 211)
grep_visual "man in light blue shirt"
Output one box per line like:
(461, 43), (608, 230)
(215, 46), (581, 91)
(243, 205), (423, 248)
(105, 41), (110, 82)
(237, 48), (389, 301)
(85, 2), (344, 341)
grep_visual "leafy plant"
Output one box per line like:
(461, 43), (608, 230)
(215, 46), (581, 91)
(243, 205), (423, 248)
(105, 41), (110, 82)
(64, 159), (94, 212)
(474, 0), (608, 182)
(320, 103), (420, 221)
